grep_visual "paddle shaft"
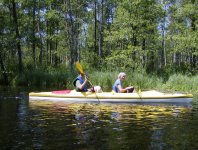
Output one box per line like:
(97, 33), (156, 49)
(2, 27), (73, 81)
(75, 62), (100, 103)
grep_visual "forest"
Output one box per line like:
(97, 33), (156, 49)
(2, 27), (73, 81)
(0, 0), (197, 92)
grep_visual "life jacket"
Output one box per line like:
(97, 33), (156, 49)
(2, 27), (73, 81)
(73, 76), (88, 92)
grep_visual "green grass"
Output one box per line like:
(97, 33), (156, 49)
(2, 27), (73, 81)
(87, 71), (198, 93)
(88, 71), (118, 91)
(161, 74), (198, 92)
(11, 70), (69, 88)
(4, 69), (198, 93)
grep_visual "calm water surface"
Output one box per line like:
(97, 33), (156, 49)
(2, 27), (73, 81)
(0, 87), (198, 150)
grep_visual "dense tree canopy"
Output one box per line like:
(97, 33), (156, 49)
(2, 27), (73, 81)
(0, 0), (197, 85)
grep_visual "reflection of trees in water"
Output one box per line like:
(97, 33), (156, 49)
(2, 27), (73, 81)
(0, 99), (18, 149)
(73, 106), (103, 147)
(154, 107), (198, 150)
(29, 101), (192, 149)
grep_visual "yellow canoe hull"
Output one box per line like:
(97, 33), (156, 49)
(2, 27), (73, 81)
(29, 90), (193, 103)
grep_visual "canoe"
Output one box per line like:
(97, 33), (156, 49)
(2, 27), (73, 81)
(29, 90), (193, 104)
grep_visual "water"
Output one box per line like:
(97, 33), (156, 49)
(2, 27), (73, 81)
(0, 87), (198, 150)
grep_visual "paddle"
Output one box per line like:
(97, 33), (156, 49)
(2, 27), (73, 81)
(76, 61), (94, 86)
(75, 61), (100, 103)
(137, 86), (142, 100)
(76, 61), (84, 74)
(130, 81), (142, 99)
(133, 78), (142, 99)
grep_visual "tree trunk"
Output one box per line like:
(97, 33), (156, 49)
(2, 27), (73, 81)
(190, 0), (196, 70)
(38, 0), (43, 65)
(0, 51), (9, 85)
(94, 0), (97, 53)
(66, 0), (78, 69)
(98, 0), (103, 58)
(46, 20), (49, 65)
(12, 0), (22, 73)
(162, 11), (166, 67)
(32, 0), (36, 67)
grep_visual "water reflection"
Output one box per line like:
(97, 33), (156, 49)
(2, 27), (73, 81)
(1, 95), (198, 149)
(27, 101), (195, 149)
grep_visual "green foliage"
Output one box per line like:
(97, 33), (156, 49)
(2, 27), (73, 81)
(12, 74), (28, 86)
(88, 71), (118, 91)
(11, 67), (69, 88)
(161, 74), (198, 92)
(0, 0), (197, 87)
(128, 72), (163, 91)
(85, 70), (159, 92)
(79, 71), (198, 93)
(45, 9), (60, 21)
(105, 46), (143, 71)
(80, 50), (101, 69)
(6, 67), (198, 94)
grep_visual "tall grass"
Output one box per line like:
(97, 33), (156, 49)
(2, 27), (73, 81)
(9, 68), (198, 93)
(88, 71), (198, 93)
(161, 74), (198, 92)
(88, 71), (118, 91)
(88, 71), (163, 91)
(12, 69), (69, 89)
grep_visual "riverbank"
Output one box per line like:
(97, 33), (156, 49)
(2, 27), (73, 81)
(0, 70), (197, 93)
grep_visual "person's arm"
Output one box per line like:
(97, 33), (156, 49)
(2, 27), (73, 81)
(76, 79), (87, 90)
(117, 85), (127, 93)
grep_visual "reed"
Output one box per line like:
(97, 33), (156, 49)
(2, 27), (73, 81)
(86, 71), (163, 91)
(87, 71), (118, 91)
(12, 69), (68, 88)
(10, 68), (198, 93)
(85, 71), (198, 93)
(161, 74), (198, 92)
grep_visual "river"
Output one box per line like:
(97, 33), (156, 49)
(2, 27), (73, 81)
(0, 87), (198, 150)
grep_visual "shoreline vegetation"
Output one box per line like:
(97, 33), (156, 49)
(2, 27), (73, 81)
(1, 1), (197, 96)
(1, 68), (197, 94)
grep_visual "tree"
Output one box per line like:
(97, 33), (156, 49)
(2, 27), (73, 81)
(11, 0), (23, 73)
(104, 0), (163, 72)
(166, 0), (198, 73)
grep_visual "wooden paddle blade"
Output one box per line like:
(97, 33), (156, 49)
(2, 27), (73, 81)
(76, 61), (84, 74)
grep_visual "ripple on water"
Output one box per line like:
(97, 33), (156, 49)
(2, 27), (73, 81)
(1, 99), (197, 149)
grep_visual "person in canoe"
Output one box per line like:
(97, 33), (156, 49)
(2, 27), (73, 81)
(112, 72), (135, 93)
(73, 72), (102, 93)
